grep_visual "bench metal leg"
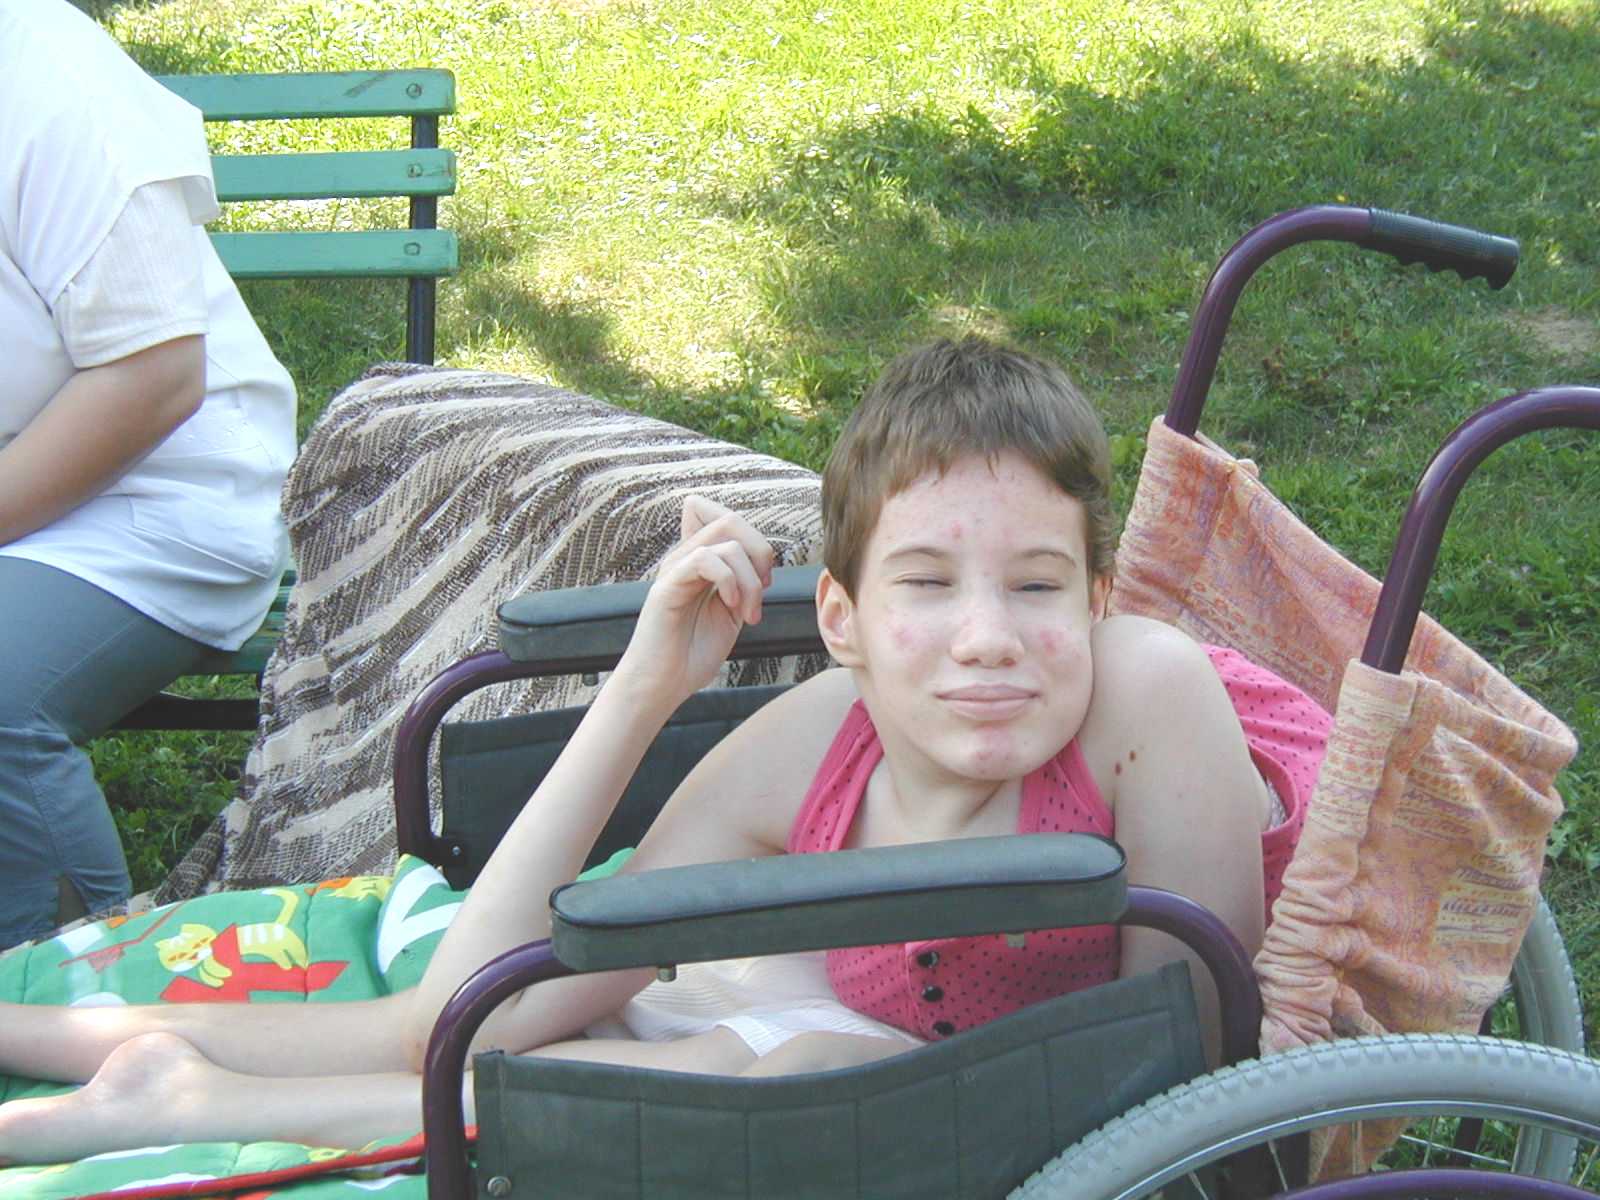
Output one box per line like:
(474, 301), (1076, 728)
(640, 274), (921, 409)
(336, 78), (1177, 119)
(408, 112), (440, 364)
(112, 693), (259, 732)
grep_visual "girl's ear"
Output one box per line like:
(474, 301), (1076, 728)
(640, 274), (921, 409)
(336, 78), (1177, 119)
(1090, 572), (1112, 622)
(816, 568), (864, 667)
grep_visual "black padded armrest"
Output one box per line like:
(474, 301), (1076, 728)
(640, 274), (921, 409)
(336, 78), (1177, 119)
(498, 563), (825, 665)
(549, 834), (1126, 972)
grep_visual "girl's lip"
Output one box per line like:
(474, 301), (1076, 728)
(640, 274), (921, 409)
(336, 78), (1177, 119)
(938, 685), (1035, 700)
(938, 686), (1036, 721)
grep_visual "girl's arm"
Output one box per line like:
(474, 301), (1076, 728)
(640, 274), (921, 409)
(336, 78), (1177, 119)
(402, 498), (847, 1064)
(0, 336), (205, 547)
(1081, 616), (1270, 1067)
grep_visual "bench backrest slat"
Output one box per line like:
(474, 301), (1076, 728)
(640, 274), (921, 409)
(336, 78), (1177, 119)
(151, 68), (458, 365)
(154, 69), (456, 120)
(118, 70), (458, 729)
(213, 229), (458, 279)
(211, 149), (456, 201)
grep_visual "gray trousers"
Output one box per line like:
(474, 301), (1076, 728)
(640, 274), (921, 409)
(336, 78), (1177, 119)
(0, 558), (209, 949)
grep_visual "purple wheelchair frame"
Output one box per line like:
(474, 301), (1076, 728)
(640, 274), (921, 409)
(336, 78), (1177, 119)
(388, 204), (1600, 1200)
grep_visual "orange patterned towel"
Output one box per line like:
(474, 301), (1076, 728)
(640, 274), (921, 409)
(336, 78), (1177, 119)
(1111, 417), (1576, 1176)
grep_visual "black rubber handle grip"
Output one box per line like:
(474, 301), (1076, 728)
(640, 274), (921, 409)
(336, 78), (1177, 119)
(1360, 209), (1518, 289)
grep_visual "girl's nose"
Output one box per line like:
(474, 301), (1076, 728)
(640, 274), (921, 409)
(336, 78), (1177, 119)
(949, 597), (1023, 666)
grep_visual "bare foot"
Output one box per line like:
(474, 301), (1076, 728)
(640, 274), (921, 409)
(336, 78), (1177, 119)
(0, 1031), (216, 1164)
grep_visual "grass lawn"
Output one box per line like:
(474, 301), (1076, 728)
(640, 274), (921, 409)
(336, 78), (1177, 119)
(88, 0), (1598, 1038)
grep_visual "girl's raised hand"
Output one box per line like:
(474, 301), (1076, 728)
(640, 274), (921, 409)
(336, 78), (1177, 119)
(614, 496), (776, 708)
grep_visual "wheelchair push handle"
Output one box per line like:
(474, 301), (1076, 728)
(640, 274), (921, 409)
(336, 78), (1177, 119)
(1361, 208), (1519, 291)
(1166, 204), (1519, 437)
(1363, 386), (1600, 674)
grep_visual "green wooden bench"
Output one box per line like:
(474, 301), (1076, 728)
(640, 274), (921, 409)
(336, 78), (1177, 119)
(115, 69), (458, 732)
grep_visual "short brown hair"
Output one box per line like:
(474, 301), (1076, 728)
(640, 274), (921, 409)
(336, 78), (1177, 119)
(821, 336), (1115, 596)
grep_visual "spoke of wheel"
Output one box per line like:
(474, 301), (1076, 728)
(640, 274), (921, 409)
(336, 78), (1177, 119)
(1397, 1133), (1514, 1169)
(1576, 1141), (1599, 1188)
(1420, 1116), (1438, 1166)
(1267, 1138), (1293, 1191)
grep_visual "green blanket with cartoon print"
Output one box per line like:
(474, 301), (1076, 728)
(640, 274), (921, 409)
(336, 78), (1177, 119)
(0, 856), (467, 1199)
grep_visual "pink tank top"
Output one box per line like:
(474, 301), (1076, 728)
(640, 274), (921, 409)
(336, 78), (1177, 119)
(786, 646), (1331, 1041)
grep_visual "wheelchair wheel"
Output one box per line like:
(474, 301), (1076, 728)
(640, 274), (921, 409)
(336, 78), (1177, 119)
(1507, 895), (1586, 1054)
(1495, 894), (1588, 1180)
(1010, 1034), (1600, 1200)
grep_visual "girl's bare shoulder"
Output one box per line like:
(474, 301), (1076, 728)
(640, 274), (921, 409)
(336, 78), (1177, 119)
(1080, 616), (1231, 786)
(746, 666), (861, 744)
(1089, 613), (1204, 680)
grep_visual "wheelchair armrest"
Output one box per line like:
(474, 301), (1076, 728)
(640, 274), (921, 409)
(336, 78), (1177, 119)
(497, 563), (825, 664)
(549, 833), (1126, 972)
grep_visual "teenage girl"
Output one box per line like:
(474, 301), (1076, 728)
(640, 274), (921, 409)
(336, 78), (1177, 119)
(0, 337), (1328, 1163)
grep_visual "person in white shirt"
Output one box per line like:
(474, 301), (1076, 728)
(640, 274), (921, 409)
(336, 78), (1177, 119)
(0, 0), (296, 948)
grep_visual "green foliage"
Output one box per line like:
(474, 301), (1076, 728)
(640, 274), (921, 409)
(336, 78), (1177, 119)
(95, 731), (247, 888)
(89, 675), (253, 893)
(94, 0), (1599, 1028)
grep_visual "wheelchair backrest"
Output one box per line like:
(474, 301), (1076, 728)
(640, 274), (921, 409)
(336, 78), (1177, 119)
(438, 684), (792, 888)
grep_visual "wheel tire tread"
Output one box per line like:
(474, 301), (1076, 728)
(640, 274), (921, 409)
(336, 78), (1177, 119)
(1010, 1034), (1600, 1200)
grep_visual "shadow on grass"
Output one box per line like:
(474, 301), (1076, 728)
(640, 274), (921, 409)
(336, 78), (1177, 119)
(704, 0), (1594, 416)
(438, 0), (1596, 463)
(238, 278), (411, 438)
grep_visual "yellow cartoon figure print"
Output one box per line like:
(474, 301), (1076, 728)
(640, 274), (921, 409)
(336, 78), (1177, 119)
(155, 887), (347, 1003)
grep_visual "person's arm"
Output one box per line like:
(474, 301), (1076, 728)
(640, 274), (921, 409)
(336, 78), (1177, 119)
(0, 335), (204, 547)
(402, 497), (800, 1065)
(1081, 616), (1270, 1068)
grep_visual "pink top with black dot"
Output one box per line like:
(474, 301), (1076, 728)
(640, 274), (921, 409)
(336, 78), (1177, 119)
(786, 645), (1332, 1042)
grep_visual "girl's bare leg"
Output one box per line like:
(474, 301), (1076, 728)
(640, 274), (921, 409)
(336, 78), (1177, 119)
(0, 1024), (915, 1165)
(531, 1028), (911, 1078)
(0, 1032), (434, 1165)
(0, 1027), (759, 1165)
(738, 1032), (911, 1077)
(0, 992), (414, 1084)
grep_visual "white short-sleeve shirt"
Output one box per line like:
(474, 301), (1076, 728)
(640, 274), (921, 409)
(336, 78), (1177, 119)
(0, 0), (296, 649)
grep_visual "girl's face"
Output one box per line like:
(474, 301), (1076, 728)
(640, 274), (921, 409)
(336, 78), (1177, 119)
(819, 451), (1109, 787)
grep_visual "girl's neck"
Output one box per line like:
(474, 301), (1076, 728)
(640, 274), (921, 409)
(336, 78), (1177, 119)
(852, 733), (1023, 848)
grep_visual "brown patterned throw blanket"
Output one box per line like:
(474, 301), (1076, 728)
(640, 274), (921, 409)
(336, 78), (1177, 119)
(158, 364), (825, 901)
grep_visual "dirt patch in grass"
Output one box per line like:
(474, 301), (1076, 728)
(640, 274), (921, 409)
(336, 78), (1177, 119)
(1508, 307), (1599, 361)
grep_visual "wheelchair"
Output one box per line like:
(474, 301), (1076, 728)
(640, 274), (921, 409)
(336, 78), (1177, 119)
(387, 207), (1599, 1198)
